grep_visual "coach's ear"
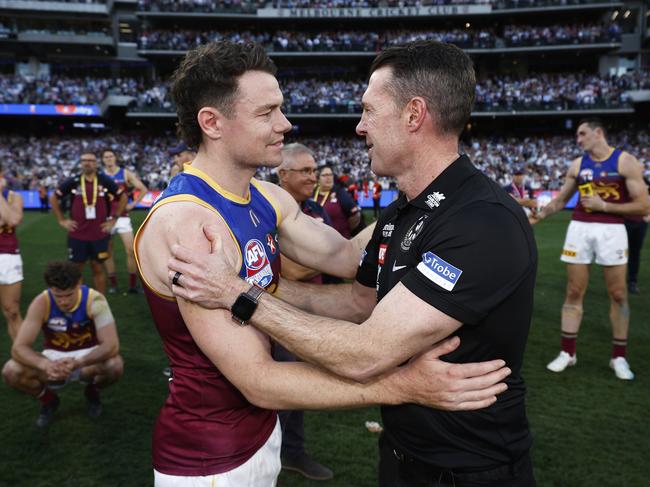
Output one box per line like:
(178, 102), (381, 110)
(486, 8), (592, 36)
(405, 96), (427, 133)
(197, 107), (225, 141)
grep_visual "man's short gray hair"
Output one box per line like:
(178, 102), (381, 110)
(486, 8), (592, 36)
(279, 143), (316, 170)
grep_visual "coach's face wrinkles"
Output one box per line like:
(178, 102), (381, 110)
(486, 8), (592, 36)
(356, 67), (407, 179)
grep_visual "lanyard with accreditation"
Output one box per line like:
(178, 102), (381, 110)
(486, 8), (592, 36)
(313, 188), (331, 207)
(81, 175), (98, 220)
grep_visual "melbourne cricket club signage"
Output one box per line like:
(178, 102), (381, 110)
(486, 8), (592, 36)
(258, 4), (491, 18)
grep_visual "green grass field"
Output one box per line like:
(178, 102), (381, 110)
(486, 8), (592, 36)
(0, 210), (648, 487)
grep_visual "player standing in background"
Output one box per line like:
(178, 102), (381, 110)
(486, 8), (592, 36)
(0, 165), (24, 341)
(101, 149), (149, 294)
(534, 118), (650, 380)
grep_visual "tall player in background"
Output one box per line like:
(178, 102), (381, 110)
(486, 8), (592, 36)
(533, 118), (650, 380)
(0, 166), (24, 341)
(101, 149), (149, 294)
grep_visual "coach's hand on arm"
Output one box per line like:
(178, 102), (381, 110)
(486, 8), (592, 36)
(168, 225), (238, 309)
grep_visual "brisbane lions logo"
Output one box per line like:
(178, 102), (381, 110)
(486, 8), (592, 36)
(244, 239), (274, 288)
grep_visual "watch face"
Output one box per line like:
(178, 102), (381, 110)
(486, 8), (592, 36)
(232, 293), (256, 322)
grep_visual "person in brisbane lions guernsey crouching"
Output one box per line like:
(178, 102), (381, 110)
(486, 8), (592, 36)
(1, 261), (123, 428)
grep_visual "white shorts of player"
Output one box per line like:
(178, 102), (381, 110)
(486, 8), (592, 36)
(154, 418), (281, 487)
(0, 253), (23, 285)
(42, 346), (98, 388)
(560, 220), (628, 266)
(110, 216), (133, 235)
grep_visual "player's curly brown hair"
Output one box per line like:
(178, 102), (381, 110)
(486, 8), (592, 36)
(170, 41), (277, 148)
(44, 261), (82, 290)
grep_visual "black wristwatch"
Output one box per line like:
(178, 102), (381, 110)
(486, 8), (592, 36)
(231, 284), (265, 326)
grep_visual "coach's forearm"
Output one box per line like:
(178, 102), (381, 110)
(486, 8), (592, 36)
(275, 278), (369, 323)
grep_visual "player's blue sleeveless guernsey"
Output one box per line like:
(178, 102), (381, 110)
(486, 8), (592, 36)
(106, 167), (129, 217)
(42, 285), (98, 352)
(133, 164), (281, 476)
(155, 165), (282, 290)
(573, 148), (630, 224)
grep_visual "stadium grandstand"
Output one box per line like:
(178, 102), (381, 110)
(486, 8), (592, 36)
(0, 0), (649, 485)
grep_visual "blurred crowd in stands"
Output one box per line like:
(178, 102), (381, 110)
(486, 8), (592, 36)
(2, 71), (648, 112)
(1, 132), (647, 198)
(136, 23), (620, 52)
(137, 0), (264, 13)
(136, 0), (608, 11)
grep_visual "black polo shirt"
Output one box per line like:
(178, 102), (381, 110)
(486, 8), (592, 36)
(357, 155), (537, 470)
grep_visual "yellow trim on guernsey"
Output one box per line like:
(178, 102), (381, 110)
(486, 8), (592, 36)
(183, 164), (250, 204)
(70, 287), (83, 313)
(42, 290), (51, 324)
(133, 194), (243, 301)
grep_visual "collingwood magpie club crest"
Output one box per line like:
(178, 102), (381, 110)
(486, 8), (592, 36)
(425, 192), (445, 209)
(401, 215), (428, 251)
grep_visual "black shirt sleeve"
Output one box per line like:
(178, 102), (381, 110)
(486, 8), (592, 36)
(401, 202), (535, 324)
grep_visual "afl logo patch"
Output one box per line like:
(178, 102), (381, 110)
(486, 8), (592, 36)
(245, 239), (267, 271)
(244, 239), (274, 288)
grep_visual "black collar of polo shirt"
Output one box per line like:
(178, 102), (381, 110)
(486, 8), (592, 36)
(408, 154), (477, 211)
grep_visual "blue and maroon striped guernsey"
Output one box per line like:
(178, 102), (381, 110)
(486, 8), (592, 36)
(573, 148), (631, 224)
(135, 165), (282, 476)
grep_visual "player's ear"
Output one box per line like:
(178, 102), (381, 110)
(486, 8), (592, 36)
(197, 107), (225, 141)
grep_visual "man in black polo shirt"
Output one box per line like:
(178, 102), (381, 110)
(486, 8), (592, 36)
(50, 152), (126, 295)
(167, 40), (537, 486)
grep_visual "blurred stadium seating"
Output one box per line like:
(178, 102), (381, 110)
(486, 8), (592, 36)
(0, 0), (648, 194)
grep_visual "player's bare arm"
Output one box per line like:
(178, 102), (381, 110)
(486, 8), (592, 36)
(125, 169), (149, 211)
(71, 292), (120, 370)
(168, 224), (374, 321)
(534, 158), (580, 222)
(11, 294), (72, 381)
(279, 254), (320, 282)
(102, 192), (128, 233)
(260, 180), (374, 278)
(0, 190), (23, 227)
(150, 204), (508, 411)
(174, 247), (463, 382)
